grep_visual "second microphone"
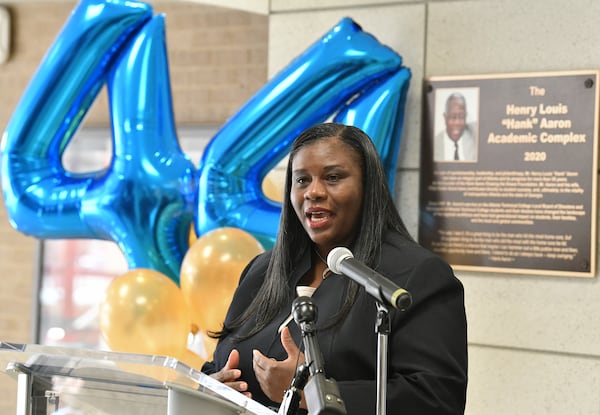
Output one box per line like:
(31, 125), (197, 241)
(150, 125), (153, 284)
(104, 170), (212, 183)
(327, 247), (412, 311)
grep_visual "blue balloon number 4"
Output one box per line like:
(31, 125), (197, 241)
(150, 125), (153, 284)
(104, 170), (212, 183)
(0, 0), (411, 283)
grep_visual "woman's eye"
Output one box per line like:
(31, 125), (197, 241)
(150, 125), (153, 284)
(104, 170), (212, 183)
(327, 174), (340, 182)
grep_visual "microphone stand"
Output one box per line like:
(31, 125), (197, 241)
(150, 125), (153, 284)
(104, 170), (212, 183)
(278, 362), (310, 415)
(293, 296), (347, 415)
(326, 247), (413, 414)
(375, 301), (390, 415)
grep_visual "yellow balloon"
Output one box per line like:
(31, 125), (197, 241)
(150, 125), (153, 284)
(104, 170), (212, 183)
(180, 227), (264, 333)
(99, 268), (191, 359)
(188, 222), (198, 246)
(262, 171), (284, 202)
(178, 348), (206, 370)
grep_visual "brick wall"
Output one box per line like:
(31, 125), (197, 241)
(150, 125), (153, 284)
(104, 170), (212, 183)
(0, 1), (267, 412)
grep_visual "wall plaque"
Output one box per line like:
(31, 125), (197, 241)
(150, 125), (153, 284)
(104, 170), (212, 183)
(419, 71), (598, 277)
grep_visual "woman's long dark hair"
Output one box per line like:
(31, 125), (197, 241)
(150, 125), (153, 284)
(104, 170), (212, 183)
(219, 123), (414, 340)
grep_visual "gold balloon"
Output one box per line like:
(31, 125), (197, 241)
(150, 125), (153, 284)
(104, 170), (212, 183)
(178, 348), (206, 370)
(262, 170), (285, 202)
(99, 268), (191, 359)
(188, 222), (197, 246)
(180, 227), (264, 337)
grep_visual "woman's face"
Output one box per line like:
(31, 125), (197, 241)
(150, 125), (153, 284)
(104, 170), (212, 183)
(290, 136), (363, 253)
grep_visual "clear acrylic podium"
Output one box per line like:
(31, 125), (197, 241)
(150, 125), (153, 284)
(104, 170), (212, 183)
(0, 342), (277, 415)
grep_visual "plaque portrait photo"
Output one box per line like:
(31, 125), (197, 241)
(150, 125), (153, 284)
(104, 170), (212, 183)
(433, 87), (480, 162)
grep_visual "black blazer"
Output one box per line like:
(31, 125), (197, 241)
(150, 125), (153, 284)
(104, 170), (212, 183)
(203, 231), (468, 414)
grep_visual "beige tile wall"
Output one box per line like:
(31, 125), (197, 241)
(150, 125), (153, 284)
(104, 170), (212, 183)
(268, 0), (600, 414)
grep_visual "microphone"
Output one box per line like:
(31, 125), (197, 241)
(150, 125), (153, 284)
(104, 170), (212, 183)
(327, 247), (412, 311)
(278, 286), (316, 334)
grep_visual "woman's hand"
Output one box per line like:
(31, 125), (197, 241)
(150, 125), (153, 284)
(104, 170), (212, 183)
(210, 349), (251, 397)
(252, 326), (305, 403)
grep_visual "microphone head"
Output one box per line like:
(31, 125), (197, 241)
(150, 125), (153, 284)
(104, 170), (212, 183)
(327, 247), (353, 274)
(292, 296), (318, 325)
